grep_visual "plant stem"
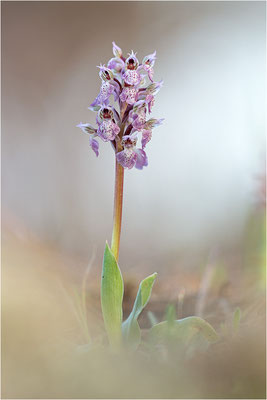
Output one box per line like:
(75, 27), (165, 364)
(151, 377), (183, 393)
(111, 159), (124, 261)
(110, 101), (127, 261)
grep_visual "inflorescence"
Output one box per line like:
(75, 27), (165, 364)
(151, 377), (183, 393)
(77, 42), (163, 170)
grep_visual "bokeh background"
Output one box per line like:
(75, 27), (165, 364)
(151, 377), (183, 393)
(2, 1), (266, 398)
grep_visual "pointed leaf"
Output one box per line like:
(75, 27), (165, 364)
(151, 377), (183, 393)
(165, 304), (176, 327)
(101, 242), (124, 348)
(122, 272), (157, 349)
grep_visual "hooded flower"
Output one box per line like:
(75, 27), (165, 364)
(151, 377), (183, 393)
(139, 51), (157, 82)
(128, 101), (147, 130)
(96, 106), (120, 142)
(77, 43), (163, 170)
(138, 81), (163, 112)
(125, 51), (139, 70)
(122, 51), (142, 86)
(140, 118), (164, 149)
(90, 65), (120, 107)
(116, 134), (148, 170)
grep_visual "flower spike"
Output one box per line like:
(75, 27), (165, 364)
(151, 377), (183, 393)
(77, 42), (163, 170)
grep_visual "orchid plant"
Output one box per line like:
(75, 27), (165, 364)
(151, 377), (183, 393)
(77, 43), (218, 352)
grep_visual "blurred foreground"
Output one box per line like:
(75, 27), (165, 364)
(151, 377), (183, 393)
(2, 204), (265, 399)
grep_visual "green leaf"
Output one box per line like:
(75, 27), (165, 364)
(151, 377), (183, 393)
(165, 304), (176, 327)
(149, 316), (219, 346)
(122, 272), (157, 350)
(101, 242), (124, 348)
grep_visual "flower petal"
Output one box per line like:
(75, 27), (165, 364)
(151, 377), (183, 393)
(112, 42), (122, 58)
(142, 50), (157, 67)
(97, 120), (120, 142)
(116, 148), (137, 169)
(123, 69), (141, 86)
(77, 122), (96, 135)
(145, 118), (164, 129)
(107, 57), (125, 72)
(120, 87), (138, 105)
(89, 136), (99, 157)
(141, 129), (152, 149)
(147, 67), (154, 82)
(134, 149), (148, 170)
(146, 79), (163, 95)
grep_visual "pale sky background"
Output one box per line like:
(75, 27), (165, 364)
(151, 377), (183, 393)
(2, 1), (265, 269)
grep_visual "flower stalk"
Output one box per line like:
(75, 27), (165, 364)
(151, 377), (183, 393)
(111, 159), (124, 261)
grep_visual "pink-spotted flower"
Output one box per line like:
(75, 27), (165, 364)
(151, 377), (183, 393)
(139, 80), (163, 113)
(122, 51), (142, 86)
(116, 134), (148, 170)
(141, 118), (164, 149)
(128, 101), (147, 130)
(97, 106), (120, 142)
(139, 51), (157, 82)
(77, 43), (163, 168)
(90, 64), (120, 107)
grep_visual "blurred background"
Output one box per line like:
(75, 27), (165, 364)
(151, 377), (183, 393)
(2, 1), (266, 398)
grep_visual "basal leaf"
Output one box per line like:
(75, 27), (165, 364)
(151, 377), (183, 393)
(122, 272), (157, 349)
(101, 242), (124, 348)
(149, 316), (219, 346)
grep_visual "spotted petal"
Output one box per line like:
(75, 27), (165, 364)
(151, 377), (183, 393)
(116, 148), (137, 169)
(135, 149), (148, 170)
(141, 129), (152, 149)
(97, 120), (120, 142)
